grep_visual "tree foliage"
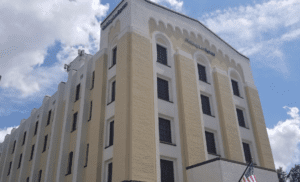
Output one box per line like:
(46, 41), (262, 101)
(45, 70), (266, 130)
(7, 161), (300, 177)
(277, 167), (287, 182)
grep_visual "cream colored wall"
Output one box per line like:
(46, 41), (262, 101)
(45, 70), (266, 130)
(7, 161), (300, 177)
(83, 54), (108, 182)
(246, 87), (276, 170)
(174, 53), (207, 182)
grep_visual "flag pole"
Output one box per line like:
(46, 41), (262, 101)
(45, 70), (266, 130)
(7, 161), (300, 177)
(238, 158), (253, 182)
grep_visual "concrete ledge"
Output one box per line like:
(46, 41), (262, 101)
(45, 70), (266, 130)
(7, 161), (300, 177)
(186, 157), (278, 182)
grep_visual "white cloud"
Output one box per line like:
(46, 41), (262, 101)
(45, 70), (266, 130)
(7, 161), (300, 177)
(267, 106), (300, 172)
(200, 0), (300, 75)
(0, 0), (109, 115)
(149, 0), (184, 12)
(0, 126), (19, 143)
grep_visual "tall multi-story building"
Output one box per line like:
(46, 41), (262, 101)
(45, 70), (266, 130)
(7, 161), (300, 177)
(0, 0), (278, 181)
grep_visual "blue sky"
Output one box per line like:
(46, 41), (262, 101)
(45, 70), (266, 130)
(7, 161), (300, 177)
(1, 0), (300, 173)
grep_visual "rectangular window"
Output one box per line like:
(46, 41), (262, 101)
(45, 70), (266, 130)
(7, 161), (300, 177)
(160, 159), (174, 182)
(231, 80), (240, 97)
(112, 47), (117, 67)
(91, 71), (95, 89)
(75, 84), (81, 101)
(201, 95), (212, 116)
(38, 170), (42, 182)
(42, 135), (48, 152)
(205, 131), (217, 154)
(18, 153), (23, 169)
(109, 121), (114, 146)
(243, 142), (252, 163)
(84, 144), (89, 167)
(88, 101), (93, 121)
(7, 161), (12, 176)
(72, 112), (78, 132)
(157, 77), (169, 101)
(22, 132), (27, 146)
(30, 144), (35, 161)
(47, 110), (52, 126)
(107, 162), (113, 182)
(26, 177), (29, 182)
(111, 81), (116, 102)
(34, 121), (39, 136)
(12, 140), (16, 154)
(157, 44), (167, 65)
(197, 64), (207, 82)
(66, 152), (73, 175)
(236, 108), (246, 127)
(159, 118), (172, 143)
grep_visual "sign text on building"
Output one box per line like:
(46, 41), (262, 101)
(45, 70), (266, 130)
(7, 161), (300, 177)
(102, 2), (128, 31)
(185, 38), (215, 56)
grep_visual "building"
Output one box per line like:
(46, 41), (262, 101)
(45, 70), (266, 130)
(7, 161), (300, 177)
(0, 0), (278, 181)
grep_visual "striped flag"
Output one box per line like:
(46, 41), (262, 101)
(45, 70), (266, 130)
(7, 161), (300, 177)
(241, 162), (257, 182)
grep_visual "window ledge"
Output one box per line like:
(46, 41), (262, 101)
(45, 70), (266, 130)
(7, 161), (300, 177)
(156, 61), (171, 68)
(88, 119), (91, 122)
(160, 141), (176, 146)
(90, 86), (94, 90)
(208, 152), (221, 157)
(200, 80), (211, 85)
(65, 173), (71, 176)
(158, 98), (173, 103)
(234, 95), (243, 99)
(105, 145), (113, 149)
(203, 113), (215, 118)
(84, 165), (87, 168)
(74, 99), (80, 103)
(107, 101), (114, 106)
(42, 150), (46, 153)
(71, 129), (76, 133)
(240, 126), (250, 129)
(108, 64), (116, 70)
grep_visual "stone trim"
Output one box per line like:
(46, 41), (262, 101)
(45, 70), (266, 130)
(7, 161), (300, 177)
(186, 157), (276, 172)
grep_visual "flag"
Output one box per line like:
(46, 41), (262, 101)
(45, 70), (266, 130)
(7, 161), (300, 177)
(241, 162), (257, 182)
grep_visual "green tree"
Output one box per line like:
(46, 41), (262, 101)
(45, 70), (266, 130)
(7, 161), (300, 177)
(277, 166), (287, 182)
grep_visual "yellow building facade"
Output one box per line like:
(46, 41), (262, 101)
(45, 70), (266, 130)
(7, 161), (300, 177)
(0, 0), (278, 181)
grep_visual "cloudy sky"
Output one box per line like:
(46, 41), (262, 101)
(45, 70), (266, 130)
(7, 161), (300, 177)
(1, 0), (300, 174)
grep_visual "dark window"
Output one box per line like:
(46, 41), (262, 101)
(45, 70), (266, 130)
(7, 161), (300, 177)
(47, 110), (52, 126)
(30, 145), (35, 161)
(72, 112), (78, 132)
(75, 84), (81, 101)
(159, 118), (172, 143)
(157, 44), (167, 65)
(7, 161), (12, 176)
(160, 159), (174, 182)
(109, 121), (114, 146)
(111, 81), (116, 102)
(88, 101), (92, 121)
(243, 142), (252, 163)
(42, 135), (48, 152)
(231, 80), (240, 97)
(157, 78), (169, 101)
(205, 131), (217, 154)
(34, 121), (39, 136)
(12, 140), (16, 154)
(84, 144), (89, 167)
(18, 153), (23, 169)
(66, 152), (73, 175)
(26, 177), (29, 182)
(197, 64), (207, 82)
(201, 95), (211, 115)
(107, 162), (113, 182)
(112, 47), (117, 66)
(38, 170), (42, 182)
(237, 109), (246, 127)
(91, 71), (95, 89)
(22, 132), (27, 146)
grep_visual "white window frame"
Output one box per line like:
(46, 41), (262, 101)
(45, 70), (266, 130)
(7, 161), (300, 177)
(158, 114), (176, 145)
(235, 106), (248, 128)
(104, 159), (113, 182)
(157, 74), (173, 102)
(160, 156), (178, 182)
(109, 45), (117, 69)
(107, 77), (116, 104)
(241, 140), (256, 164)
(204, 128), (219, 156)
(197, 62), (209, 84)
(105, 118), (114, 148)
(200, 92), (214, 117)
